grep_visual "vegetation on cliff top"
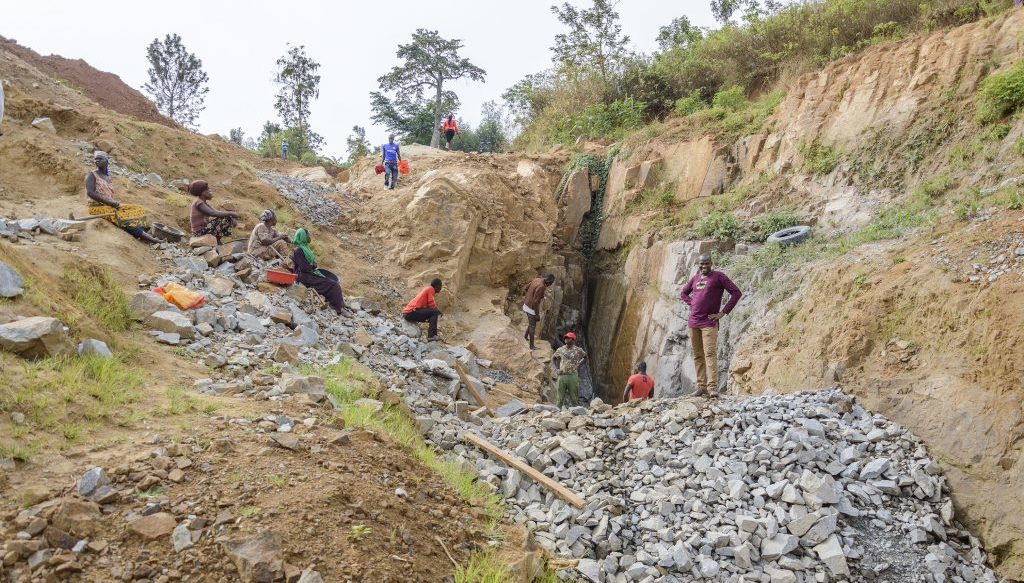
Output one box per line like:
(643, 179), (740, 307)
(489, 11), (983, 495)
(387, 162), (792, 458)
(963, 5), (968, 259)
(507, 0), (1014, 149)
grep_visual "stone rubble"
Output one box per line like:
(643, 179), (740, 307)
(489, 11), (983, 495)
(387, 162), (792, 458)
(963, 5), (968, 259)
(255, 170), (358, 226)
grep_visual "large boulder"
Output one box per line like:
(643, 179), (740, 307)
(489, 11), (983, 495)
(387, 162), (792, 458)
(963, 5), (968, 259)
(281, 375), (326, 402)
(77, 339), (112, 359)
(127, 512), (177, 541)
(146, 311), (195, 338)
(51, 500), (102, 537)
(559, 168), (592, 243)
(0, 317), (74, 358)
(0, 262), (24, 298)
(222, 531), (284, 583)
(129, 291), (169, 320)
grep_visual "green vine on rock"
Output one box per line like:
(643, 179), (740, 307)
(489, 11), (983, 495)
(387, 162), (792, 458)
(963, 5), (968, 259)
(555, 147), (620, 260)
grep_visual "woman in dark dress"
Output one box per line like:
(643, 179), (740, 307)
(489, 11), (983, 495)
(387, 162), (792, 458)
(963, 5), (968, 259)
(291, 228), (348, 315)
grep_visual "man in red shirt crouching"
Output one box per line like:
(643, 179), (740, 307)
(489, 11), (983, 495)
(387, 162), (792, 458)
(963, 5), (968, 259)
(622, 362), (655, 402)
(403, 278), (443, 341)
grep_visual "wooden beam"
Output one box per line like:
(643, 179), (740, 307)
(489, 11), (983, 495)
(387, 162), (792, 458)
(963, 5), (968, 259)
(464, 432), (585, 509)
(454, 362), (493, 416)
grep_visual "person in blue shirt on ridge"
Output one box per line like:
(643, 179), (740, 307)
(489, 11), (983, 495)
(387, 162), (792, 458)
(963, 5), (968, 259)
(381, 134), (402, 190)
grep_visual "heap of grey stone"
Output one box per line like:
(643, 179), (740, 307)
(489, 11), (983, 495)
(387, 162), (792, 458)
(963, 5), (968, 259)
(255, 170), (350, 226)
(143, 244), (510, 417)
(0, 214), (83, 241)
(449, 391), (1001, 583)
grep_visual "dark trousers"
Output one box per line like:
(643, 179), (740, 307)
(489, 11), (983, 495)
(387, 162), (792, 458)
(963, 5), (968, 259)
(525, 312), (539, 347)
(404, 308), (440, 338)
(384, 162), (398, 189)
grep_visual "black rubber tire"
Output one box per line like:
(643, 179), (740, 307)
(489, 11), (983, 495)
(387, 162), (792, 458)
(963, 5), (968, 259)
(766, 225), (812, 246)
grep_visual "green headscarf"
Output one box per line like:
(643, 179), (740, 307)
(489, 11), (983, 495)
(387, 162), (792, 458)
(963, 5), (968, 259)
(292, 228), (323, 276)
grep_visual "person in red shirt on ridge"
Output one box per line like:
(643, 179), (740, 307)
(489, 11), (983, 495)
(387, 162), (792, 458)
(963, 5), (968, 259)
(403, 278), (443, 341)
(622, 362), (655, 402)
(441, 115), (459, 150)
(679, 255), (742, 397)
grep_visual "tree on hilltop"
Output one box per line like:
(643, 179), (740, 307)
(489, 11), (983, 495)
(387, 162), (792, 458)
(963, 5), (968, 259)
(550, 0), (630, 85)
(273, 45), (324, 158)
(657, 16), (704, 51)
(228, 127), (245, 146)
(710, 0), (782, 24)
(143, 34), (209, 128)
(345, 126), (372, 162)
(372, 29), (486, 148)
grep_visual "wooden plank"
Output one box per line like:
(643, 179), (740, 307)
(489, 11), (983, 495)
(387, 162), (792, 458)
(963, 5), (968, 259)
(454, 362), (493, 416)
(465, 432), (585, 509)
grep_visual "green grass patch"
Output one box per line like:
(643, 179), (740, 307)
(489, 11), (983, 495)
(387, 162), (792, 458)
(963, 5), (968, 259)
(158, 387), (203, 417)
(239, 505), (261, 518)
(61, 265), (134, 333)
(750, 211), (801, 243)
(799, 140), (841, 175)
(349, 524), (372, 542)
(694, 211), (743, 242)
(454, 549), (510, 583)
(1015, 136), (1024, 157)
(726, 187), (939, 288)
(318, 359), (505, 530)
(977, 58), (1024, 124)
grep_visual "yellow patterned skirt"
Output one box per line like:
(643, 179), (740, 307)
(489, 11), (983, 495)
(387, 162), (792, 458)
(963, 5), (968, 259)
(88, 203), (149, 230)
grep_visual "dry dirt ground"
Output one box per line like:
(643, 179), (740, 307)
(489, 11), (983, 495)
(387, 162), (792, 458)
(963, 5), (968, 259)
(0, 36), (175, 128)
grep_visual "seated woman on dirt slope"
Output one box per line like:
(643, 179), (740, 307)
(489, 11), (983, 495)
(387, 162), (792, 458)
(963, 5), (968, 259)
(291, 227), (350, 316)
(187, 180), (238, 243)
(85, 151), (160, 244)
(247, 209), (292, 266)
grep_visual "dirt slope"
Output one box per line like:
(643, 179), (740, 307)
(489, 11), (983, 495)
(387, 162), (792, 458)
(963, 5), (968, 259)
(0, 36), (174, 128)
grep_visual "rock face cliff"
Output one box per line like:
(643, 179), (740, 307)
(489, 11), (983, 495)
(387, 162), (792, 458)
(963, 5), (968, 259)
(581, 10), (1024, 578)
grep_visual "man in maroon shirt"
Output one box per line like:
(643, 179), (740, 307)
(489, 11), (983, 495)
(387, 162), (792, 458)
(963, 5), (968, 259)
(680, 255), (742, 397)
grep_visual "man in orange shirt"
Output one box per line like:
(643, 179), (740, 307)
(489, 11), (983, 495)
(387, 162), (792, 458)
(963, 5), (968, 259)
(403, 278), (443, 340)
(622, 362), (655, 402)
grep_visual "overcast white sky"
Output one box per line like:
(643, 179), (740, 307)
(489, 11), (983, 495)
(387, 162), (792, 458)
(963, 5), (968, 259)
(2, 0), (715, 158)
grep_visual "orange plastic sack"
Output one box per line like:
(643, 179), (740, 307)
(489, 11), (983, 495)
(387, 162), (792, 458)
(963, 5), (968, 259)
(398, 160), (410, 174)
(153, 282), (206, 310)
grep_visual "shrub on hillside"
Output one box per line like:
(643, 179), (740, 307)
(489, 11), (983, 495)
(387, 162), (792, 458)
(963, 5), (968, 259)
(655, 0), (980, 107)
(751, 211), (801, 242)
(674, 89), (707, 116)
(978, 59), (1024, 123)
(550, 98), (646, 144)
(799, 140), (841, 175)
(695, 211), (743, 241)
(711, 86), (747, 114)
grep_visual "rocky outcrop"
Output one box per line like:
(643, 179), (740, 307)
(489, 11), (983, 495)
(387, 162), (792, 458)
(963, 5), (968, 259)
(346, 152), (574, 382)
(0, 316), (73, 358)
(587, 240), (736, 401)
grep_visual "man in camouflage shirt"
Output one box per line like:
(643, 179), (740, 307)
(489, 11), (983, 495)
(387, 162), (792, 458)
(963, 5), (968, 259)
(552, 332), (587, 408)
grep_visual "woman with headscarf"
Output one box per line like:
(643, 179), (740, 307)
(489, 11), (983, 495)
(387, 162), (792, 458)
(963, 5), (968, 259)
(247, 209), (291, 263)
(291, 227), (348, 315)
(188, 180), (238, 242)
(85, 151), (160, 243)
